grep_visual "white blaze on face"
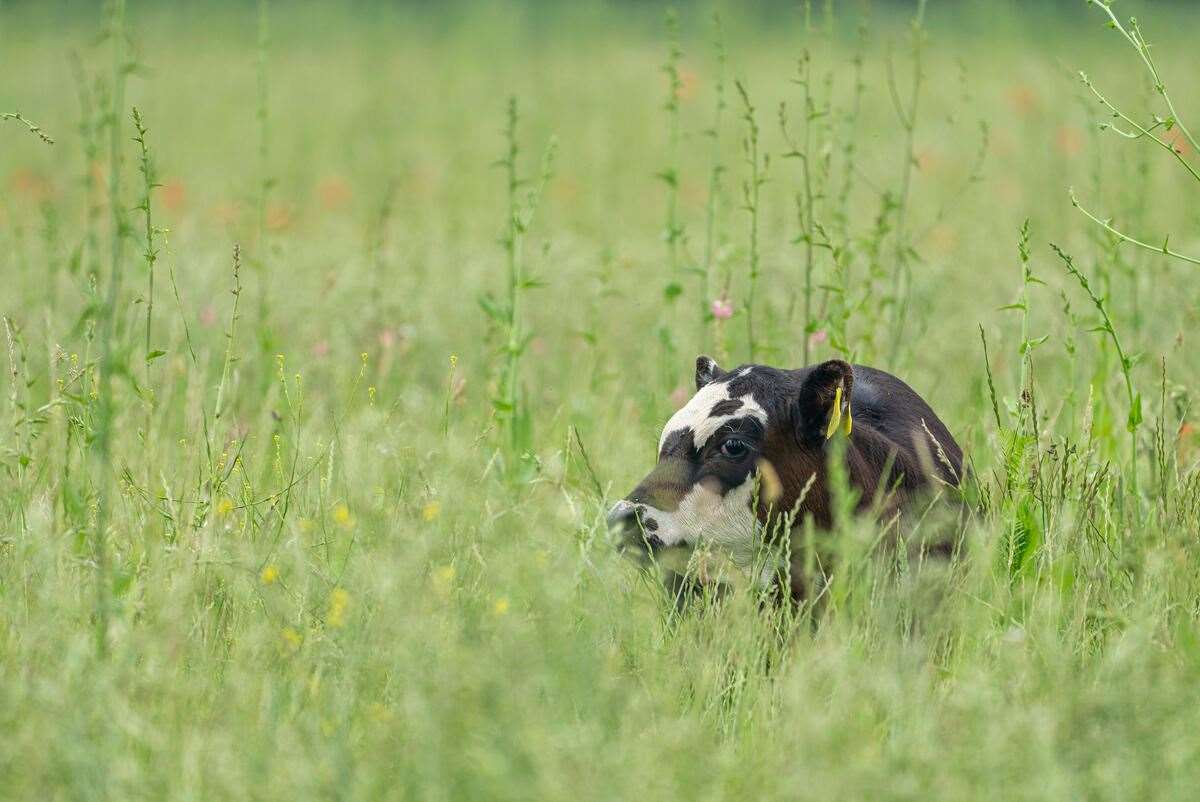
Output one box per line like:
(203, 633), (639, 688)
(621, 371), (770, 571)
(658, 378), (767, 453)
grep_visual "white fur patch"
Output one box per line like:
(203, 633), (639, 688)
(659, 382), (767, 453)
(640, 476), (761, 567)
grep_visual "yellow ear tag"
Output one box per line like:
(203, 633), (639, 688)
(842, 402), (853, 437)
(824, 383), (843, 440)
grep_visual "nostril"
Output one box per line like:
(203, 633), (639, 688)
(606, 500), (636, 530)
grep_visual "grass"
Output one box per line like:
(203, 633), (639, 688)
(3, 1), (1200, 798)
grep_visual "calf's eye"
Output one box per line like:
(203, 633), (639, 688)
(719, 438), (749, 459)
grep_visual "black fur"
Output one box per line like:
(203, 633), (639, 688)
(614, 356), (964, 603)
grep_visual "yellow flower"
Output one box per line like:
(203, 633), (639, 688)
(216, 498), (234, 517)
(421, 501), (441, 522)
(368, 702), (393, 722)
(327, 588), (351, 628)
(260, 565), (279, 584)
(281, 627), (302, 650)
(432, 564), (455, 598)
(492, 597), (510, 616)
(332, 503), (354, 529)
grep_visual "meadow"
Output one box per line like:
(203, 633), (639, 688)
(3, 1), (1200, 798)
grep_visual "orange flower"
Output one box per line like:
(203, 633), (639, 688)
(212, 201), (240, 226)
(1006, 84), (1039, 116)
(9, 169), (52, 202)
(915, 149), (939, 173)
(318, 175), (352, 210)
(1055, 126), (1084, 156)
(266, 203), (293, 232)
(161, 179), (186, 212)
(1166, 127), (1192, 157)
(679, 68), (700, 102)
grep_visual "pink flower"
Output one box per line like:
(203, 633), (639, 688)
(711, 298), (734, 320)
(808, 329), (828, 348)
(312, 340), (330, 358)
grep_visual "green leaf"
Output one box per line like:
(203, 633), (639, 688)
(1127, 393), (1143, 432)
(1019, 335), (1049, 354)
(663, 282), (683, 301)
(146, 349), (167, 363)
(476, 293), (507, 323)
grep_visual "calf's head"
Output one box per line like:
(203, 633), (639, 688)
(608, 355), (853, 567)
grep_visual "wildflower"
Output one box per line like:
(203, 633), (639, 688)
(432, 564), (456, 597)
(212, 200), (239, 226)
(281, 627), (302, 650)
(492, 597), (510, 616)
(312, 340), (330, 358)
(679, 68), (699, 102)
(266, 203), (293, 232)
(317, 175), (352, 210)
(161, 179), (186, 212)
(1166, 128), (1192, 157)
(327, 589), (351, 628)
(711, 297), (734, 320)
(808, 329), (828, 349)
(1055, 126), (1084, 157)
(421, 501), (441, 522)
(260, 564), (279, 585)
(9, 169), (52, 202)
(332, 503), (354, 529)
(1006, 84), (1039, 116)
(216, 498), (234, 517)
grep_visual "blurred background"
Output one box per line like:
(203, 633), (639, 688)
(5, 4), (1200, 797)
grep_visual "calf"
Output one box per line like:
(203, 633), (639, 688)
(607, 356), (963, 602)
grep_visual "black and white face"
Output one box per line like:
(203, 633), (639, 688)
(607, 357), (775, 568)
(608, 355), (854, 569)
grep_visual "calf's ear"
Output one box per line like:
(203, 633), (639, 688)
(795, 359), (854, 444)
(695, 355), (725, 390)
